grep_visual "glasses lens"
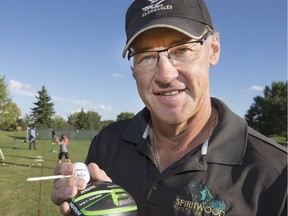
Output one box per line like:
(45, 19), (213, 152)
(168, 42), (202, 64)
(130, 52), (158, 72)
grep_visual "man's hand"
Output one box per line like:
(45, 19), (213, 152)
(51, 162), (112, 215)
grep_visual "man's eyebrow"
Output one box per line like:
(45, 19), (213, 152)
(133, 38), (193, 53)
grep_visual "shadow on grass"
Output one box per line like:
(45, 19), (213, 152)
(1, 161), (55, 170)
(5, 154), (36, 160)
(4, 154), (59, 163)
(8, 135), (26, 140)
(0, 141), (29, 150)
(1, 161), (33, 167)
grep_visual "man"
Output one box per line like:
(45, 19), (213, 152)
(51, 0), (287, 215)
(29, 126), (37, 150)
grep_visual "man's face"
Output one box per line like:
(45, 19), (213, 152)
(130, 28), (220, 126)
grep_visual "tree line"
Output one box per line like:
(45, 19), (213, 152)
(0, 76), (287, 141)
(0, 76), (135, 131)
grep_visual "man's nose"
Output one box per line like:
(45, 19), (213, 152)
(154, 52), (178, 85)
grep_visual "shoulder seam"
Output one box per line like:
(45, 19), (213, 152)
(248, 127), (287, 153)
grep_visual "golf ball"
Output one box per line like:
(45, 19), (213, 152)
(73, 162), (90, 183)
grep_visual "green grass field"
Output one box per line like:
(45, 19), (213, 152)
(0, 130), (90, 216)
(0, 130), (286, 216)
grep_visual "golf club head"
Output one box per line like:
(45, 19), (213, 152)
(68, 181), (137, 216)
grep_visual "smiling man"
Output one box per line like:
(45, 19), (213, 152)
(51, 0), (287, 215)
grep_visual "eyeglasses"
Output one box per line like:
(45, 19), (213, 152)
(128, 31), (211, 73)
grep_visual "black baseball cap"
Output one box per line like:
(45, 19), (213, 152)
(122, 0), (213, 58)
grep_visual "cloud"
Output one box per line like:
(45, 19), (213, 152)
(8, 79), (35, 97)
(72, 99), (92, 107)
(112, 73), (123, 78)
(9, 79), (31, 90)
(250, 85), (264, 92)
(95, 104), (112, 111)
(72, 100), (112, 111)
(51, 96), (67, 102)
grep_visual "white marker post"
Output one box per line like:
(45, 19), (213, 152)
(26, 175), (72, 181)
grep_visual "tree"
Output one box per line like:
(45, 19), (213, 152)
(100, 120), (115, 129)
(0, 76), (21, 130)
(30, 86), (55, 127)
(67, 112), (78, 128)
(67, 109), (101, 129)
(23, 113), (34, 126)
(245, 81), (287, 137)
(51, 115), (70, 128)
(75, 109), (87, 129)
(86, 111), (101, 130)
(116, 112), (135, 121)
(1, 102), (21, 130)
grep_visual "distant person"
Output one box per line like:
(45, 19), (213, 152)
(29, 126), (37, 150)
(56, 135), (71, 164)
(51, 129), (56, 144)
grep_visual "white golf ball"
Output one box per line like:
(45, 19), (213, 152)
(73, 162), (90, 183)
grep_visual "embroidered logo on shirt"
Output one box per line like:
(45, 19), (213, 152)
(174, 180), (226, 215)
(142, 0), (173, 17)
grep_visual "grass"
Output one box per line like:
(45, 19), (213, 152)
(270, 136), (287, 146)
(0, 130), (90, 216)
(0, 130), (286, 216)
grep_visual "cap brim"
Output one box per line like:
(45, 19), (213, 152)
(122, 17), (207, 58)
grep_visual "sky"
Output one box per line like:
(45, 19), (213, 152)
(0, 0), (287, 121)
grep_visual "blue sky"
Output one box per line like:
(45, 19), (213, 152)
(0, 0), (286, 121)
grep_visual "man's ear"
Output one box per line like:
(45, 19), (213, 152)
(209, 33), (221, 66)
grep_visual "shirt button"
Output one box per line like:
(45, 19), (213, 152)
(152, 183), (158, 190)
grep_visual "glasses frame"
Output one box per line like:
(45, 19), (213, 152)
(127, 31), (211, 72)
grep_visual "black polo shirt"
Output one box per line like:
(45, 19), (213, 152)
(85, 98), (287, 216)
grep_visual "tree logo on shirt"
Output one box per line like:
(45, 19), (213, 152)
(174, 179), (226, 215)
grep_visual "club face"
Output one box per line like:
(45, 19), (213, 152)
(68, 181), (137, 216)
